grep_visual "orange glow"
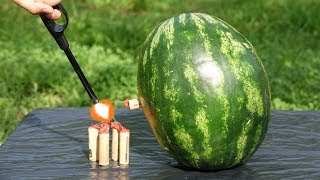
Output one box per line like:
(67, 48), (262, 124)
(90, 99), (114, 123)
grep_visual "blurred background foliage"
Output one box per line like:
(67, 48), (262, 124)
(0, 0), (319, 144)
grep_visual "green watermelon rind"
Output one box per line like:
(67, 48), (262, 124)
(137, 13), (271, 170)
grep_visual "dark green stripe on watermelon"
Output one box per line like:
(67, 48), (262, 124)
(137, 13), (271, 170)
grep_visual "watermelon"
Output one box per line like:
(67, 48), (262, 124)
(137, 13), (271, 170)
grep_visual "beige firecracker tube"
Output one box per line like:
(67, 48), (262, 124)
(119, 129), (130, 165)
(88, 124), (99, 162)
(124, 99), (140, 110)
(112, 128), (119, 161)
(98, 123), (110, 166)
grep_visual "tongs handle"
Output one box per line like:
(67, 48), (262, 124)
(40, 4), (69, 50)
(40, 4), (99, 104)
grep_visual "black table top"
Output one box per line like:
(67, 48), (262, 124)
(0, 108), (319, 179)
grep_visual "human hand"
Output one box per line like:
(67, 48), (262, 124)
(12, 0), (62, 20)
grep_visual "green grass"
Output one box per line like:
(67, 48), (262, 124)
(0, 0), (319, 145)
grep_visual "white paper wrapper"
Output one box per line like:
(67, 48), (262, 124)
(119, 131), (130, 165)
(112, 128), (119, 161)
(128, 99), (140, 110)
(98, 133), (109, 166)
(88, 126), (99, 162)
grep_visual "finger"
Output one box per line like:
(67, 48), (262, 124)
(41, 0), (63, 7)
(13, 1), (54, 15)
(45, 9), (61, 20)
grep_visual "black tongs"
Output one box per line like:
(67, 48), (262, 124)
(40, 4), (99, 104)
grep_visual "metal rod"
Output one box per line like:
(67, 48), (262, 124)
(63, 48), (99, 104)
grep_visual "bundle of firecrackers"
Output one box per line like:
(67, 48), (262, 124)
(88, 99), (140, 166)
(88, 122), (130, 166)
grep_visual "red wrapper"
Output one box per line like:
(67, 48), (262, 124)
(111, 122), (130, 132)
(99, 123), (110, 134)
(119, 125), (130, 133)
(111, 122), (121, 130)
(124, 100), (130, 109)
(90, 124), (100, 129)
